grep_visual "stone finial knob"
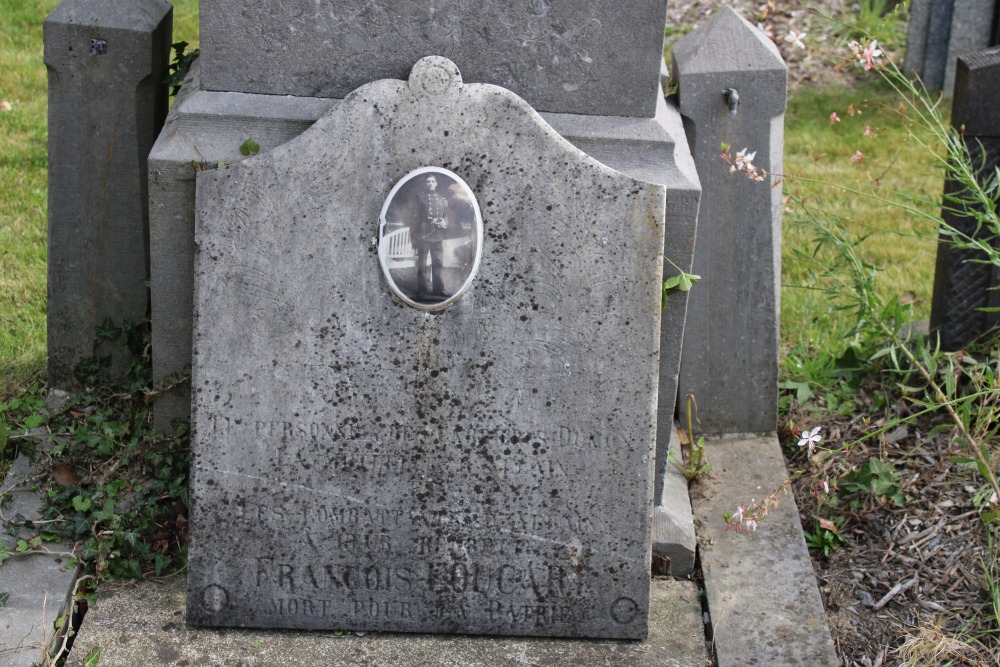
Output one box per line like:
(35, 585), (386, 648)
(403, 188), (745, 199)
(408, 56), (463, 97)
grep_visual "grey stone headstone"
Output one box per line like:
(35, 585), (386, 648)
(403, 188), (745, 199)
(187, 57), (666, 639)
(198, 0), (668, 118)
(672, 8), (786, 435)
(930, 46), (1000, 349)
(148, 56), (701, 577)
(905, 0), (996, 95)
(944, 0), (996, 94)
(904, 0), (932, 79)
(923, 0), (956, 92)
(44, 0), (172, 388)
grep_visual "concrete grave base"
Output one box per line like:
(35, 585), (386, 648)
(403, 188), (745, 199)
(68, 576), (706, 667)
(693, 434), (839, 667)
(651, 423), (696, 577)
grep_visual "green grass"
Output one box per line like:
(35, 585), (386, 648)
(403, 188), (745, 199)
(780, 80), (943, 392)
(0, 0), (58, 386)
(0, 0), (199, 390)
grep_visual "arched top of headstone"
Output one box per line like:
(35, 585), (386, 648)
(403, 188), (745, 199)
(407, 56), (463, 98)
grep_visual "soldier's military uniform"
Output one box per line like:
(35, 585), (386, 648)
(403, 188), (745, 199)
(412, 182), (450, 299)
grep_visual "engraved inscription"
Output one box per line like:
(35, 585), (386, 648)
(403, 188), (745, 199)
(256, 559), (414, 594)
(255, 558), (583, 599)
(486, 601), (576, 627)
(270, 598), (335, 618)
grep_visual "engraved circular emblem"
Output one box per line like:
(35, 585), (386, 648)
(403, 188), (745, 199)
(201, 584), (229, 613)
(610, 597), (639, 625)
(378, 167), (483, 311)
(408, 56), (462, 96)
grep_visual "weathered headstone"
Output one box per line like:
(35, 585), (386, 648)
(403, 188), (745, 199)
(198, 0), (669, 117)
(44, 0), (172, 387)
(930, 46), (1000, 349)
(187, 57), (666, 638)
(149, 4), (700, 441)
(673, 8), (786, 435)
(903, 0), (932, 83)
(905, 0), (997, 94)
(944, 0), (998, 94)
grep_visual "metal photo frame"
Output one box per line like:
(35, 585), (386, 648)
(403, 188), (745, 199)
(378, 167), (483, 311)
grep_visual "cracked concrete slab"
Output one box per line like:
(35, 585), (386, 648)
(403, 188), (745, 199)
(1, 456), (80, 667)
(691, 434), (838, 667)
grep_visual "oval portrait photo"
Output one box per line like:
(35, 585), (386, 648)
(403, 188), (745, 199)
(378, 167), (483, 311)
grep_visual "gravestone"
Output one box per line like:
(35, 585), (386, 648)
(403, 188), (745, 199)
(673, 8), (786, 435)
(930, 46), (1000, 349)
(905, 0), (997, 94)
(198, 0), (669, 117)
(187, 57), (667, 638)
(44, 0), (171, 387)
(148, 5), (699, 444)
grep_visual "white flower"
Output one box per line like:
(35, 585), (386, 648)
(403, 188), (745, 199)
(784, 30), (806, 50)
(732, 504), (745, 524)
(861, 40), (883, 70)
(797, 426), (823, 455)
(734, 148), (757, 171)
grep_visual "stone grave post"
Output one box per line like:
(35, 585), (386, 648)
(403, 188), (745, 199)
(672, 8), (787, 436)
(905, 0), (998, 95)
(930, 46), (1000, 349)
(187, 56), (666, 638)
(44, 0), (172, 387)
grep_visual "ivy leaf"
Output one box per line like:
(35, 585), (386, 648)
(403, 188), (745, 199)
(95, 317), (120, 340)
(239, 138), (260, 157)
(73, 495), (93, 513)
(84, 646), (102, 667)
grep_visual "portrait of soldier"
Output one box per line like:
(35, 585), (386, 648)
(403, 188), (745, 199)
(412, 173), (451, 300)
(378, 167), (482, 309)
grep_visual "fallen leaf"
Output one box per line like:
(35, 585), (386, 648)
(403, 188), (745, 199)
(0, 101), (12, 112)
(677, 426), (691, 446)
(899, 291), (917, 305)
(818, 517), (841, 534)
(175, 514), (189, 541)
(51, 463), (81, 487)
